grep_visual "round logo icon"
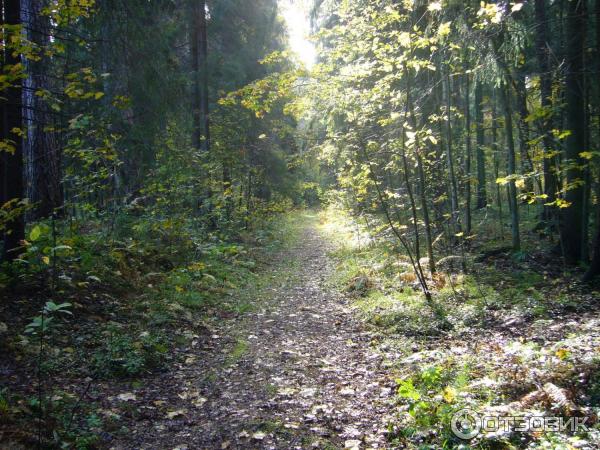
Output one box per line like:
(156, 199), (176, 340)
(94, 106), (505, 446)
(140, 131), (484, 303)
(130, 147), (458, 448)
(451, 408), (481, 440)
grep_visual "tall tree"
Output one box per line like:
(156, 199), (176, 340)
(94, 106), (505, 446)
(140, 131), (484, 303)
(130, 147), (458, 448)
(582, 0), (600, 280)
(1, 0), (24, 261)
(560, 0), (586, 263)
(22, 0), (62, 219)
(464, 70), (472, 234)
(534, 0), (558, 224)
(474, 82), (487, 209)
(192, 0), (210, 152)
(500, 83), (521, 251)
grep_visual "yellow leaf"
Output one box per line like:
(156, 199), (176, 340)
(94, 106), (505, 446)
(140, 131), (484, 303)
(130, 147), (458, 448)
(443, 386), (456, 403)
(42, 256), (50, 265)
(579, 151), (596, 160)
(438, 22), (451, 37)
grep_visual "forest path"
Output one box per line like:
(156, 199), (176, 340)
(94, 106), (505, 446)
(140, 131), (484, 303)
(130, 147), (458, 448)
(115, 213), (394, 449)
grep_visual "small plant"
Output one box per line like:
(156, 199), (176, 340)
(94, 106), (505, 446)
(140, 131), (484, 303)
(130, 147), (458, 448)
(0, 388), (10, 419)
(23, 300), (73, 447)
(90, 328), (167, 378)
(25, 301), (73, 336)
(395, 364), (474, 444)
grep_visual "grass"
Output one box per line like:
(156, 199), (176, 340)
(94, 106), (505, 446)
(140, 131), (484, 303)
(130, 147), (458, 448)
(225, 338), (250, 366)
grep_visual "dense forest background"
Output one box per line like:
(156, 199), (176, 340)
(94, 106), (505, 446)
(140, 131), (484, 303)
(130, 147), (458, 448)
(1, 0), (600, 448)
(3, 0), (600, 279)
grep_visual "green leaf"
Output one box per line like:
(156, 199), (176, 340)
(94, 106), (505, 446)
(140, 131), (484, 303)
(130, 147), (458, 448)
(397, 379), (420, 401)
(29, 225), (42, 241)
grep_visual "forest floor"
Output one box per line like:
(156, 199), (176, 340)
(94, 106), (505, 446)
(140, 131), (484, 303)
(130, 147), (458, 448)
(110, 212), (394, 449)
(2, 210), (600, 449)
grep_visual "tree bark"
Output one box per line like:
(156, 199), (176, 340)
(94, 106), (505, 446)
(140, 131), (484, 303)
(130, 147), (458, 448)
(464, 70), (472, 234)
(192, 0), (210, 152)
(582, 0), (600, 279)
(475, 82), (487, 209)
(515, 73), (534, 195)
(442, 60), (461, 234)
(500, 83), (521, 251)
(22, 0), (62, 219)
(1, 0), (25, 261)
(560, 0), (586, 263)
(534, 0), (558, 224)
(492, 92), (504, 239)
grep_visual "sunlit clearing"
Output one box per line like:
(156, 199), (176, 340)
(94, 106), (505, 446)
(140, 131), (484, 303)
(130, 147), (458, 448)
(319, 206), (374, 250)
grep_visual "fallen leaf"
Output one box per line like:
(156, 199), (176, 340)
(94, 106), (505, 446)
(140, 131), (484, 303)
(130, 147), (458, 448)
(193, 397), (207, 407)
(166, 409), (187, 419)
(345, 439), (362, 449)
(117, 392), (136, 402)
(252, 431), (267, 440)
(340, 387), (355, 396)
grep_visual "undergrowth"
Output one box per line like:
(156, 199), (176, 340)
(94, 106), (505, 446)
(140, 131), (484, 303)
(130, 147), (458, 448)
(0, 208), (303, 448)
(319, 205), (600, 449)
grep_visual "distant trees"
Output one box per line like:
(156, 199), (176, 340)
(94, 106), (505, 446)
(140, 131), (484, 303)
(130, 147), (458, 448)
(308, 0), (600, 279)
(0, 0), (298, 264)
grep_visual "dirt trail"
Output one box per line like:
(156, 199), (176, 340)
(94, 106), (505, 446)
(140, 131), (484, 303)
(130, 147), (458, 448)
(114, 218), (394, 449)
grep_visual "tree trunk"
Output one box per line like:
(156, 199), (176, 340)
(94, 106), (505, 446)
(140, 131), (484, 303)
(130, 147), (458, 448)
(442, 61), (460, 233)
(492, 93), (504, 239)
(515, 73), (534, 195)
(22, 0), (62, 219)
(464, 71), (472, 234)
(405, 68), (435, 273)
(560, 0), (586, 263)
(500, 83), (521, 251)
(192, 0), (210, 152)
(534, 0), (558, 224)
(583, 223), (600, 281)
(475, 82), (487, 209)
(581, 0), (600, 280)
(1, 0), (25, 262)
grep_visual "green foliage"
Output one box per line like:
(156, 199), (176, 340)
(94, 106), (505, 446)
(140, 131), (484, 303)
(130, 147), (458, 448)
(90, 327), (167, 378)
(394, 363), (472, 443)
(25, 301), (72, 336)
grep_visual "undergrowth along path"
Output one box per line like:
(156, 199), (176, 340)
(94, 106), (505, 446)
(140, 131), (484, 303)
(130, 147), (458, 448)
(114, 212), (394, 449)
